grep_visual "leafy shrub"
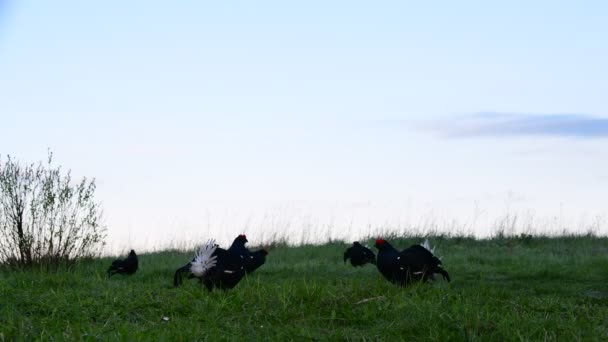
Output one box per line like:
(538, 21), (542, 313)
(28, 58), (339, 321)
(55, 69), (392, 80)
(0, 151), (106, 268)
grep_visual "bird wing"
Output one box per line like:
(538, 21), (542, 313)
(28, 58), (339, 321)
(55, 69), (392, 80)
(363, 246), (376, 258)
(108, 259), (127, 272)
(252, 250), (266, 263)
(400, 245), (440, 272)
(111, 258), (124, 266)
(245, 250), (266, 273)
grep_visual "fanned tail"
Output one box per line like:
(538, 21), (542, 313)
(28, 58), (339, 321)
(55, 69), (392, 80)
(421, 239), (435, 254)
(190, 239), (218, 278)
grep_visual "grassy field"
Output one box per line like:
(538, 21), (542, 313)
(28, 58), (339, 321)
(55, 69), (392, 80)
(1, 235), (608, 341)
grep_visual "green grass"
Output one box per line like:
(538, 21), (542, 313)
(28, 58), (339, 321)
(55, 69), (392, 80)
(2, 236), (608, 340)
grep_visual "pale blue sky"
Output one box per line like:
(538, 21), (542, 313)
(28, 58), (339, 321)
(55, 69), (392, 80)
(1, 1), (607, 250)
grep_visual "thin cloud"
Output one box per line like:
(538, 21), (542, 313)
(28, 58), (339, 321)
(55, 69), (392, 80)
(431, 113), (608, 139)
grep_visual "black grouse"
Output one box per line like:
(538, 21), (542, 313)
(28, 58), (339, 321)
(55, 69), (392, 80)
(107, 249), (139, 277)
(375, 238), (450, 286)
(344, 241), (376, 267)
(173, 238), (246, 291)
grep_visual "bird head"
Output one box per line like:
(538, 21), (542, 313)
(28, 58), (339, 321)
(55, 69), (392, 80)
(236, 234), (248, 244)
(129, 249), (137, 256)
(374, 239), (387, 249)
(353, 241), (361, 246)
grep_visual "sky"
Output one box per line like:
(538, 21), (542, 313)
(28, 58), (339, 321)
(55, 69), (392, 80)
(1, 1), (607, 251)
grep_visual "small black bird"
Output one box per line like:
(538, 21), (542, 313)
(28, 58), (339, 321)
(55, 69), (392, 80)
(246, 249), (268, 274)
(375, 239), (449, 286)
(174, 239), (246, 291)
(107, 249), (138, 277)
(344, 241), (376, 267)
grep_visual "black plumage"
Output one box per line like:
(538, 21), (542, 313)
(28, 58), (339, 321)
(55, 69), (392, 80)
(344, 241), (376, 267)
(228, 234), (252, 262)
(173, 237), (247, 291)
(374, 239), (450, 286)
(246, 249), (268, 274)
(173, 262), (192, 287)
(107, 249), (138, 277)
(228, 234), (268, 274)
(198, 246), (246, 291)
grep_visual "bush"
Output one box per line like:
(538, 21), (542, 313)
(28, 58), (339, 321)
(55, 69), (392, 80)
(0, 151), (106, 268)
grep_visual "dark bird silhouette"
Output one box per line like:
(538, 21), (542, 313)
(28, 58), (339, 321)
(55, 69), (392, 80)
(228, 234), (268, 274)
(173, 238), (246, 291)
(344, 241), (376, 267)
(374, 239), (450, 286)
(246, 249), (268, 273)
(107, 249), (138, 277)
(228, 234), (251, 260)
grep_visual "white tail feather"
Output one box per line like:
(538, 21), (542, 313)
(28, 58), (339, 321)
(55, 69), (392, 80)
(421, 239), (435, 254)
(190, 239), (218, 277)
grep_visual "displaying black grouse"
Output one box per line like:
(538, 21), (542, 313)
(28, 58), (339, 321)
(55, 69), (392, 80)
(344, 241), (376, 267)
(107, 249), (139, 277)
(374, 239), (450, 286)
(173, 238), (246, 291)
